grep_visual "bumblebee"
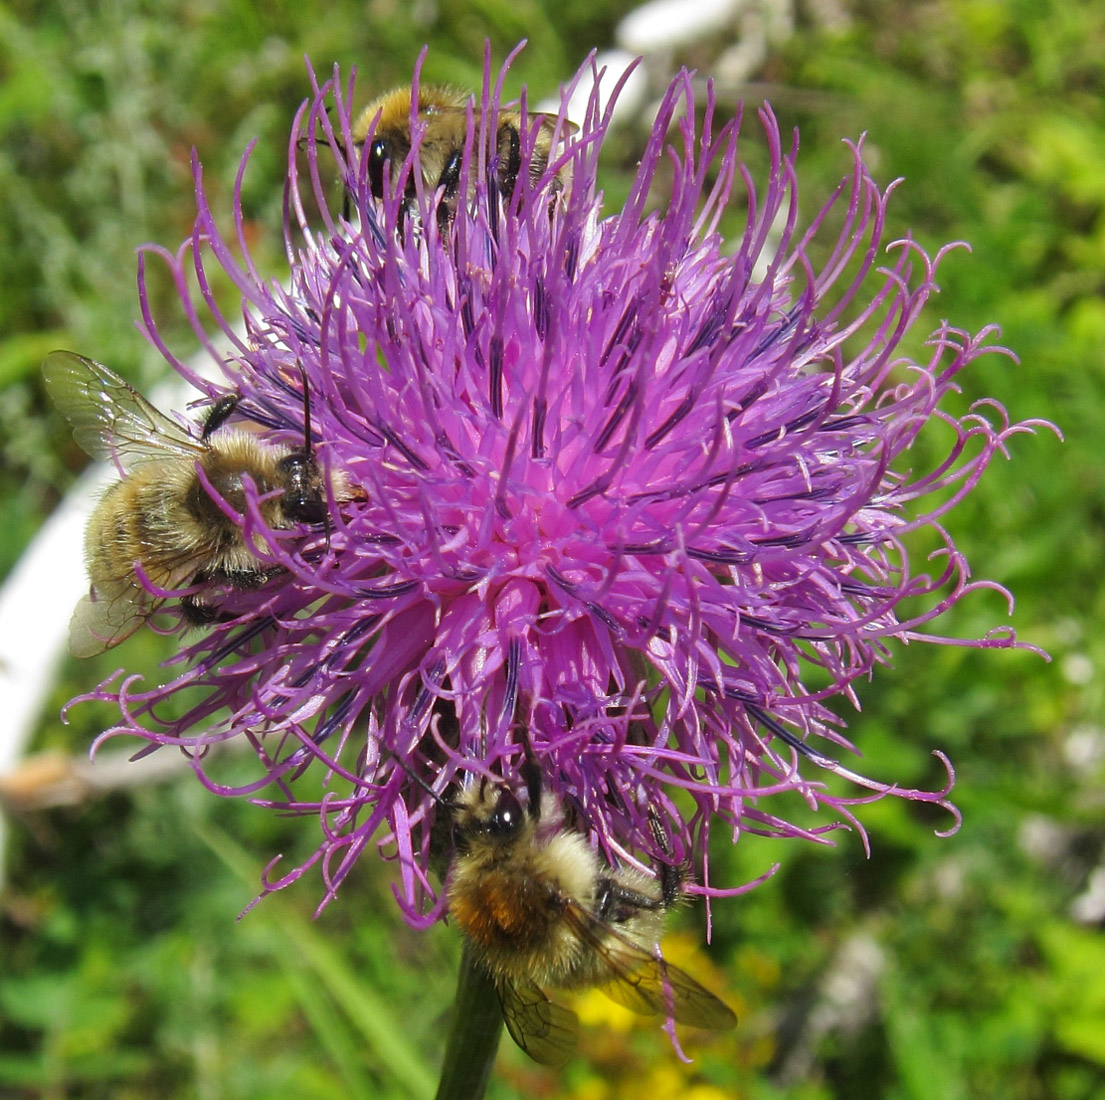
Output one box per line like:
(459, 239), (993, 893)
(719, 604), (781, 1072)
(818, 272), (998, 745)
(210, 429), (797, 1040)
(44, 351), (341, 656)
(350, 85), (574, 225)
(447, 770), (737, 1064)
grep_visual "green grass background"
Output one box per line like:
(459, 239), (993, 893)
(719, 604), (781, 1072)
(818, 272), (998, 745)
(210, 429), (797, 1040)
(1, 1), (1102, 1097)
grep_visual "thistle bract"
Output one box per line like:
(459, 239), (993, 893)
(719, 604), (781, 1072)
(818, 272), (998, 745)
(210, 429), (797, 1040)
(84, 49), (1049, 919)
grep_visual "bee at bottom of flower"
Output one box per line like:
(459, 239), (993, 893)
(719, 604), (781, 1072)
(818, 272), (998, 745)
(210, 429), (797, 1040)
(445, 768), (737, 1064)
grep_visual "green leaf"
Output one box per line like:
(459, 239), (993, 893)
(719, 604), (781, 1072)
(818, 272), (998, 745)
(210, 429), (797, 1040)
(190, 819), (436, 1100)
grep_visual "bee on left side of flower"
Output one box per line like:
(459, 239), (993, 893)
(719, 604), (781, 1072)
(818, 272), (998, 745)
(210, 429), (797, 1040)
(43, 351), (349, 657)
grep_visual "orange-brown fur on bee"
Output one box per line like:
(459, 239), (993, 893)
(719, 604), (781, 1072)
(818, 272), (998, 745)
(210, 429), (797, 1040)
(449, 788), (664, 988)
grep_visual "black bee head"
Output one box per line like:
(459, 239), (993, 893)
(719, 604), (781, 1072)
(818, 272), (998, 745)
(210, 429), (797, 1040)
(452, 784), (526, 853)
(278, 450), (327, 525)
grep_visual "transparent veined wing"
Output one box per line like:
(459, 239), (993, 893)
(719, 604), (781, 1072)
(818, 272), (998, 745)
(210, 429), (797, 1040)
(497, 975), (578, 1066)
(43, 351), (204, 470)
(561, 901), (737, 1030)
(67, 577), (159, 658)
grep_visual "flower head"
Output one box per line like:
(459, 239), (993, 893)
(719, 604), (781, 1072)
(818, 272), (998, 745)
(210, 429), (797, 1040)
(82, 49), (1049, 919)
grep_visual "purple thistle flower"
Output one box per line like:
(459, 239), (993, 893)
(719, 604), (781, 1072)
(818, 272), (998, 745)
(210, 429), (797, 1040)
(79, 48), (1050, 922)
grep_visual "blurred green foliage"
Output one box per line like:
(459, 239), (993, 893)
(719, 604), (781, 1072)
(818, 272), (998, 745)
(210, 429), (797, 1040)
(2, 0), (1102, 1098)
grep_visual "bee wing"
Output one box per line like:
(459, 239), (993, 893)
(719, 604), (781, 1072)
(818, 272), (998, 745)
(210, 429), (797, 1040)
(497, 975), (578, 1066)
(561, 903), (738, 1031)
(43, 351), (205, 470)
(67, 577), (162, 657)
(531, 114), (579, 137)
(416, 107), (579, 140)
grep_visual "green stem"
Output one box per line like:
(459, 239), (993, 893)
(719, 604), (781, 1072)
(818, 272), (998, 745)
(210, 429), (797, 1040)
(435, 946), (504, 1100)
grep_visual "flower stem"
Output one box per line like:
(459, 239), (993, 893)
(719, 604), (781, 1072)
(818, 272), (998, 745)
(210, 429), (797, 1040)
(434, 946), (503, 1100)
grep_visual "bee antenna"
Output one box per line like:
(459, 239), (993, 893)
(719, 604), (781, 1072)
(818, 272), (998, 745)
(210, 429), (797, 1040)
(291, 359), (335, 549)
(386, 691), (461, 807)
(297, 103), (343, 154)
(514, 725), (543, 820)
(295, 360), (314, 455)
(387, 749), (446, 806)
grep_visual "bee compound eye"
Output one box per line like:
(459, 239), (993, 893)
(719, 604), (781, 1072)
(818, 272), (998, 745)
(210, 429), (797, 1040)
(368, 140), (388, 197)
(488, 790), (524, 836)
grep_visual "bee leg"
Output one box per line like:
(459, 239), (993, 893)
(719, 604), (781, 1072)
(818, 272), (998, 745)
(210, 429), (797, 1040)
(437, 151), (463, 202)
(180, 564), (285, 626)
(228, 566), (284, 590)
(495, 121), (521, 201)
(658, 860), (683, 909)
(180, 594), (223, 626)
(397, 193), (424, 239)
(201, 394), (242, 439)
(593, 876), (668, 924)
(435, 151), (463, 233)
(647, 807), (685, 907)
